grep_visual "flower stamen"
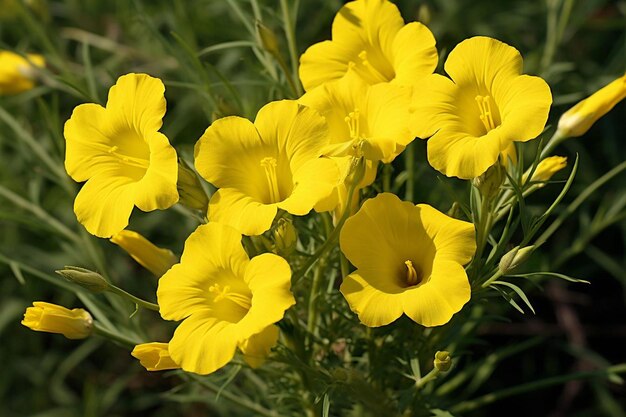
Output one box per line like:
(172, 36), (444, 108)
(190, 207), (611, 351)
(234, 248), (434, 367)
(260, 157), (281, 203)
(209, 283), (251, 310)
(344, 109), (361, 141)
(94, 144), (150, 169)
(357, 50), (389, 83)
(475, 95), (497, 132)
(405, 260), (421, 286)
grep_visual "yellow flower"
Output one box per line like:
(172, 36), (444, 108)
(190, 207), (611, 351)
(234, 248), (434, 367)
(339, 193), (476, 327)
(194, 100), (339, 236)
(523, 156), (567, 185)
(131, 342), (180, 371)
(298, 0), (437, 91)
(299, 70), (415, 163)
(411, 36), (552, 179)
(110, 230), (178, 277)
(0, 50), (45, 95)
(557, 73), (626, 138)
(64, 73), (179, 238)
(157, 223), (295, 374)
(22, 302), (93, 339)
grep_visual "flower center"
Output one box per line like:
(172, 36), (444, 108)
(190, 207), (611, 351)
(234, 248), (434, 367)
(404, 260), (422, 287)
(209, 283), (251, 310)
(260, 157), (281, 203)
(356, 50), (392, 83)
(106, 145), (150, 169)
(475, 95), (497, 132)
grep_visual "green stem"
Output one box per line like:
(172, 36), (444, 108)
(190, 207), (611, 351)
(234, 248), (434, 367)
(108, 284), (160, 311)
(415, 367), (441, 390)
(481, 269), (504, 288)
(280, 0), (303, 96)
(188, 374), (282, 417)
(93, 322), (141, 346)
(451, 363), (626, 414)
(275, 53), (300, 97)
(535, 159), (626, 247)
(404, 142), (415, 201)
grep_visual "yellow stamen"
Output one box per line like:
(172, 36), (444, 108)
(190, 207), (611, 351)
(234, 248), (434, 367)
(475, 95), (497, 132)
(357, 50), (388, 83)
(260, 157), (281, 203)
(92, 143), (150, 169)
(344, 108), (361, 141)
(209, 283), (251, 310)
(405, 260), (420, 286)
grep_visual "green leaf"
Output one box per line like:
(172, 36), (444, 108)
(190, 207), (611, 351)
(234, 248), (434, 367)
(490, 280), (535, 314)
(509, 272), (590, 284)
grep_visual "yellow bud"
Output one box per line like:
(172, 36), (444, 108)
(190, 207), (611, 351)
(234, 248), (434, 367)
(273, 218), (297, 257)
(499, 245), (534, 274)
(177, 160), (209, 212)
(0, 51), (45, 95)
(523, 156), (567, 186)
(55, 266), (109, 293)
(22, 302), (93, 339)
(557, 74), (626, 138)
(255, 20), (280, 57)
(131, 342), (179, 371)
(110, 230), (178, 277)
(434, 351), (451, 372)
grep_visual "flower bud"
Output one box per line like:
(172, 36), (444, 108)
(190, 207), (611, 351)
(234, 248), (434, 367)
(434, 351), (451, 372)
(177, 160), (209, 212)
(110, 230), (178, 277)
(557, 74), (626, 138)
(499, 245), (534, 274)
(473, 164), (503, 199)
(273, 218), (297, 257)
(22, 302), (93, 339)
(131, 342), (179, 371)
(0, 51), (45, 95)
(523, 156), (567, 186)
(256, 20), (280, 57)
(55, 266), (109, 293)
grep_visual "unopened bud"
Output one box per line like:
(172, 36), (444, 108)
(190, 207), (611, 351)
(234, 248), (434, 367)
(177, 160), (209, 212)
(499, 245), (534, 274)
(523, 156), (567, 186)
(434, 351), (451, 372)
(473, 164), (503, 199)
(273, 218), (297, 257)
(557, 74), (626, 138)
(56, 266), (109, 293)
(22, 302), (93, 340)
(256, 20), (280, 57)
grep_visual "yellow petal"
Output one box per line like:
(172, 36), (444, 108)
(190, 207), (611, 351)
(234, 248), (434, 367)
(208, 188), (278, 236)
(168, 314), (239, 375)
(22, 301), (93, 339)
(298, 40), (353, 92)
(340, 271), (404, 327)
(131, 342), (179, 371)
(278, 157), (339, 215)
(73, 170), (137, 238)
(239, 325), (279, 368)
(105, 73), (166, 135)
(157, 223), (249, 321)
(401, 260), (470, 327)
(390, 22), (438, 86)
(110, 229), (178, 277)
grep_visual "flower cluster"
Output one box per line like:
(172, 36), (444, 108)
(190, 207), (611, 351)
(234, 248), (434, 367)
(19, 0), (625, 386)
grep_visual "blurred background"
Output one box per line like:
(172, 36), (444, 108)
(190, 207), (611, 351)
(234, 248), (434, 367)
(0, 0), (624, 416)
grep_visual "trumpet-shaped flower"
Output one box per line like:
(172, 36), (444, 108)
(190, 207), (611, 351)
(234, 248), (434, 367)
(299, 0), (437, 91)
(132, 343), (180, 371)
(64, 73), (179, 238)
(299, 70), (415, 163)
(340, 193), (476, 327)
(411, 36), (552, 179)
(557, 73), (626, 138)
(157, 223), (295, 374)
(110, 230), (178, 277)
(195, 100), (339, 236)
(0, 50), (45, 95)
(22, 302), (93, 339)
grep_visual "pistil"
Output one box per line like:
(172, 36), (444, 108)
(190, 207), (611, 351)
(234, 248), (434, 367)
(209, 283), (251, 310)
(475, 95), (497, 132)
(405, 260), (420, 286)
(260, 157), (281, 203)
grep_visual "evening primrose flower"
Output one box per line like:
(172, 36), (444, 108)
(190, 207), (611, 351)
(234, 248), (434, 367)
(22, 302), (93, 339)
(340, 193), (476, 327)
(411, 36), (552, 179)
(557, 73), (626, 138)
(299, 70), (415, 163)
(299, 0), (437, 91)
(0, 50), (45, 95)
(110, 230), (178, 277)
(157, 223), (295, 374)
(64, 73), (179, 238)
(132, 343), (180, 371)
(195, 100), (339, 236)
